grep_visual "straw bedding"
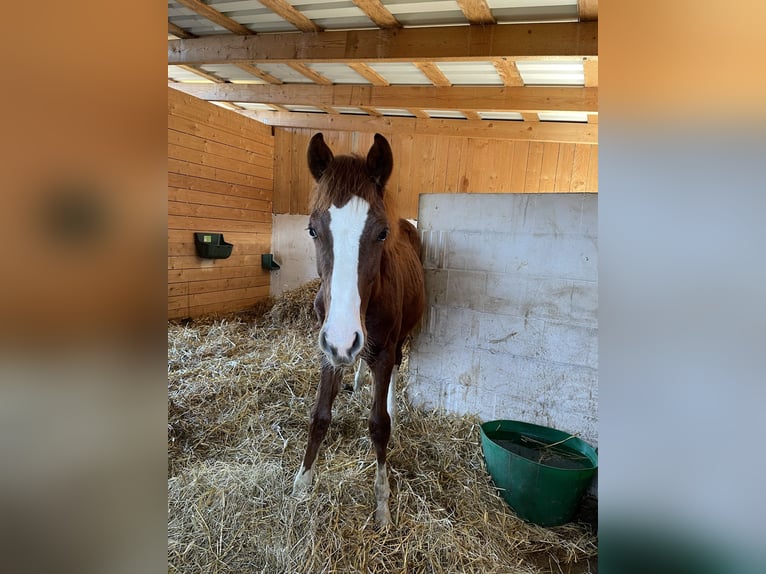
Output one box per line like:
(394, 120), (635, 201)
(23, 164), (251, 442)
(168, 279), (597, 573)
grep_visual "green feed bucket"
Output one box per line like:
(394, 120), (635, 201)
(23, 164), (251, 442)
(480, 420), (598, 527)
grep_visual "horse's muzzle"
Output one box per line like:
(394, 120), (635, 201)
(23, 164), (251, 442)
(319, 328), (363, 366)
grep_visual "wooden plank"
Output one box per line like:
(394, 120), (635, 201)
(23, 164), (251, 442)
(256, 0), (322, 32)
(570, 144), (592, 191)
(173, 0), (254, 35)
(168, 214), (272, 235)
(169, 264), (265, 284)
(510, 141), (529, 191)
(168, 200), (272, 224)
(168, 172), (272, 201)
(168, 22), (598, 65)
(445, 137), (468, 192)
(526, 142), (545, 192)
(273, 128), (292, 213)
(578, 0), (598, 21)
(167, 114), (275, 158)
(234, 63), (283, 84)
(586, 144), (598, 191)
(347, 63), (390, 86)
(554, 143), (575, 191)
(455, 0), (496, 25)
(409, 134), (437, 214)
(168, 88), (274, 146)
(168, 128), (273, 170)
(287, 62), (333, 85)
(430, 135), (451, 193)
(169, 187), (271, 212)
(175, 64), (223, 83)
(583, 56), (598, 87)
(168, 274), (270, 298)
(414, 62), (452, 87)
(169, 21), (196, 39)
(169, 252), (272, 271)
(539, 142), (560, 192)
(487, 139), (513, 192)
(169, 157), (273, 190)
(168, 240), (270, 258)
(170, 294), (272, 320)
(350, 0), (401, 28)
(169, 143), (272, 181)
(187, 285), (271, 308)
(170, 83), (598, 113)
(244, 110), (597, 144)
(492, 57), (524, 86)
(168, 228), (270, 245)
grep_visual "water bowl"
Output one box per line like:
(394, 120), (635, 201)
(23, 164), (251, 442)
(480, 419), (597, 527)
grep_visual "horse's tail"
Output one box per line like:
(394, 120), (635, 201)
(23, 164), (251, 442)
(398, 218), (421, 257)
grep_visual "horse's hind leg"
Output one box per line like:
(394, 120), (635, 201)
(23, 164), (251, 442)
(293, 364), (342, 495)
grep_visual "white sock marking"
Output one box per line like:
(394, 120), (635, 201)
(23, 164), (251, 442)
(292, 464), (314, 496)
(374, 462), (391, 526)
(354, 359), (368, 391)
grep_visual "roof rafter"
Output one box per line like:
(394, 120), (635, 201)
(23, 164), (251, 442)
(257, 0), (322, 32)
(169, 83), (598, 113)
(168, 22), (598, 65)
(173, 0), (253, 35)
(168, 21), (195, 39)
(351, 0), (401, 28)
(455, 0), (496, 25)
(414, 62), (452, 87)
(578, 0), (598, 21)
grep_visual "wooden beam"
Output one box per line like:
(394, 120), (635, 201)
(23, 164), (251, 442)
(170, 83), (598, 113)
(175, 64), (224, 83)
(455, 0), (496, 25)
(351, 0), (401, 28)
(583, 56), (598, 87)
(492, 57), (524, 86)
(168, 22), (598, 65)
(168, 21), (196, 39)
(173, 0), (253, 35)
(256, 0), (322, 32)
(414, 62), (451, 87)
(406, 109), (429, 118)
(241, 110), (598, 144)
(462, 110), (482, 120)
(234, 63), (283, 84)
(359, 106), (382, 116)
(286, 62), (333, 85)
(578, 0), (598, 21)
(347, 63), (390, 86)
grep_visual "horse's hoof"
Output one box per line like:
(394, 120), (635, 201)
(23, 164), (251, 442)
(292, 465), (314, 497)
(375, 505), (392, 528)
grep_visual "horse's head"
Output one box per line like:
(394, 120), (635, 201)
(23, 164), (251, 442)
(306, 133), (394, 366)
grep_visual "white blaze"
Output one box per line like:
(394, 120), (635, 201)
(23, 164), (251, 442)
(324, 196), (369, 358)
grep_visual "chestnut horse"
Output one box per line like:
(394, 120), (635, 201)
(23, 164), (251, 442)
(292, 133), (426, 526)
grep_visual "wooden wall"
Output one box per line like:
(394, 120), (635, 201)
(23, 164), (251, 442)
(168, 88), (275, 319)
(274, 128), (598, 219)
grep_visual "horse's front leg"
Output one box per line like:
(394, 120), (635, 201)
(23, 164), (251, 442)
(368, 351), (396, 526)
(293, 363), (342, 495)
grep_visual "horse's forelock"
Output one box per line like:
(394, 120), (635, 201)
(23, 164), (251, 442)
(310, 154), (381, 213)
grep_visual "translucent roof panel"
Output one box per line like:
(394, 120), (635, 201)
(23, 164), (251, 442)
(478, 111), (524, 121)
(376, 108), (417, 117)
(199, 64), (268, 84)
(486, 0), (578, 23)
(515, 60), (584, 85)
(256, 64), (316, 83)
(168, 65), (214, 83)
(233, 102), (280, 111)
(283, 104), (327, 113)
(537, 111), (588, 122)
(383, 1), (466, 27)
(424, 109), (466, 119)
(436, 61), (503, 85)
(332, 106), (370, 115)
(306, 64), (371, 84)
(367, 63), (432, 85)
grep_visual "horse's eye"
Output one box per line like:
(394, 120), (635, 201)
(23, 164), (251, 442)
(377, 228), (389, 242)
(307, 226), (317, 239)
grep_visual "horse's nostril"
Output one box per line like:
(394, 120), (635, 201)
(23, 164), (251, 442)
(351, 331), (363, 353)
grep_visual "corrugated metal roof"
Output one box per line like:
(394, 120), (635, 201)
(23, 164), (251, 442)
(367, 63), (433, 85)
(436, 62), (504, 85)
(515, 60), (584, 85)
(306, 64), (371, 84)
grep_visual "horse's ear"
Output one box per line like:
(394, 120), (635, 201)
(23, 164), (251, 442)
(366, 133), (393, 191)
(307, 133), (334, 181)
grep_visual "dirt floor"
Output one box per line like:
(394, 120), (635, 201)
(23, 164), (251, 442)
(168, 280), (597, 573)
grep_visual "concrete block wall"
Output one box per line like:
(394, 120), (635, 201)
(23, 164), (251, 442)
(409, 193), (598, 447)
